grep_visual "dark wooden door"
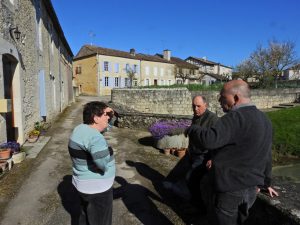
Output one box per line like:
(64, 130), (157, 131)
(2, 55), (16, 141)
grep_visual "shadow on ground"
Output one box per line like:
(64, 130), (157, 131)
(114, 176), (173, 225)
(126, 160), (204, 225)
(57, 175), (81, 225)
(138, 136), (155, 147)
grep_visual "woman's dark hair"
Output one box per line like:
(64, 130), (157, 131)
(83, 101), (108, 124)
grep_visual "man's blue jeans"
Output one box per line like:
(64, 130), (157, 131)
(78, 187), (113, 225)
(210, 186), (257, 225)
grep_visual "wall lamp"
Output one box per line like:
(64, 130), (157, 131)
(9, 26), (21, 41)
(49, 74), (55, 80)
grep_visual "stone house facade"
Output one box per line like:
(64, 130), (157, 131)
(0, 0), (73, 144)
(73, 45), (181, 96)
(186, 56), (232, 85)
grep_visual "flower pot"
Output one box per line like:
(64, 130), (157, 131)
(28, 135), (39, 143)
(12, 152), (26, 164)
(0, 148), (11, 159)
(176, 148), (187, 158)
(164, 148), (171, 155)
(0, 160), (8, 172)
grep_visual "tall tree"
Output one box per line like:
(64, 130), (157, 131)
(126, 67), (136, 88)
(235, 40), (299, 86)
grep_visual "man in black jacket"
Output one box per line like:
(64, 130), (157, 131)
(186, 80), (278, 225)
(187, 95), (218, 207)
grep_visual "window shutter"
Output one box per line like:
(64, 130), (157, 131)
(108, 62), (111, 72)
(102, 62), (105, 72)
(120, 78), (124, 87)
(136, 65), (140, 74)
(108, 77), (113, 87)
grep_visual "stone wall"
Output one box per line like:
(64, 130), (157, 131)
(0, 0), (73, 144)
(112, 88), (300, 117)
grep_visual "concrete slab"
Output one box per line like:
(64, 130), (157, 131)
(23, 136), (51, 159)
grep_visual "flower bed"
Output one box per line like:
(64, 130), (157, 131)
(149, 120), (191, 140)
(149, 120), (191, 150)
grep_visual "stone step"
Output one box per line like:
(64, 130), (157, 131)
(272, 105), (289, 109)
(278, 103), (295, 107)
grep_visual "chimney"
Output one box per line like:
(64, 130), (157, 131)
(163, 49), (171, 61)
(130, 48), (136, 56)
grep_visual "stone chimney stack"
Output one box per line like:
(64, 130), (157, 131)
(130, 48), (136, 56)
(163, 49), (171, 61)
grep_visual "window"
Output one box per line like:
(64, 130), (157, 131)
(115, 63), (119, 73)
(168, 69), (171, 76)
(177, 80), (183, 84)
(133, 64), (138, 73)
(125, 78), (129, 87)
(38, 20), (43, 51)
(168, 80), (171, 85)
(160, 68), (164, 76)
(104, 61), (109, 71)
(125, 64), (130, 72)
(75, 66), (82, 74)
(145, 79), (150, 86)
(114, 77), (119, 87)
(154, 67), (158, 76)
(145, 66), (149, 76)
(133, 79), (138, 87)
(105, 77), (109, 86)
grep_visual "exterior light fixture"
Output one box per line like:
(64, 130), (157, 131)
(49, 74), (55, 81)
(9, 26), (21, 41)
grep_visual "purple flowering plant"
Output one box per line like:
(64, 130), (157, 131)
(149, 120), (191, 140)
(0, 141), (20, 153)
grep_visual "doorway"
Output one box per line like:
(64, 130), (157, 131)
(2, 54), (17, 141)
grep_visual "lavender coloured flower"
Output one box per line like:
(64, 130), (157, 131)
(149, 120), (191, 140)
(0, 141), (20, 153)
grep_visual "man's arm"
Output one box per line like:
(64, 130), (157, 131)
(186, 112), (236, 150)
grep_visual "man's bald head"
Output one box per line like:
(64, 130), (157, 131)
(219, 80), (251, 112)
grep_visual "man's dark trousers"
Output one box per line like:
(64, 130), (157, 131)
(210, 187), (257, 225)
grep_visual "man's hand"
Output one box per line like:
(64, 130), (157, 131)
(206, 160), (212, 170)
(267, 187), (279, 197)
(257, 186), (279, 198)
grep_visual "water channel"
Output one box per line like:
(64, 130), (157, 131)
(272, 163), (300, 183)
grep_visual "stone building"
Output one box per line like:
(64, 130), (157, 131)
(186, 56), (232, 85)
(73, 45), (177, 96)
(0, 0), (73, 144)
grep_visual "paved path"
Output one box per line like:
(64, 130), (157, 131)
(0, 96), (200, 225)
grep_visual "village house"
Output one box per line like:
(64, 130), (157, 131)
(283, 64), (300, 80)
(185, 56), (232, 85)
(155, 52), (200, 84)
(0, 0), (73, 144)
(73, 45), (176, 96)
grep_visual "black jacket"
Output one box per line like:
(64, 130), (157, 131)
(187, 105), (272, 192)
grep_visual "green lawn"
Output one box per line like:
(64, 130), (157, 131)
(266, 106), (300, 157)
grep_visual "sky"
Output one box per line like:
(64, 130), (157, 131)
(51, 0), (300, 68)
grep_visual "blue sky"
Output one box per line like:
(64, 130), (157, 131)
(51, 0), (300, 67)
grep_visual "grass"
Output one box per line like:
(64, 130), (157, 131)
(266, 106), (300, 158)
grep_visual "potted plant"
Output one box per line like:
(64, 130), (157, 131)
(0, 146), (11, 159)
(149, 120), (191, 151)
(27, 129), (40, 143)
